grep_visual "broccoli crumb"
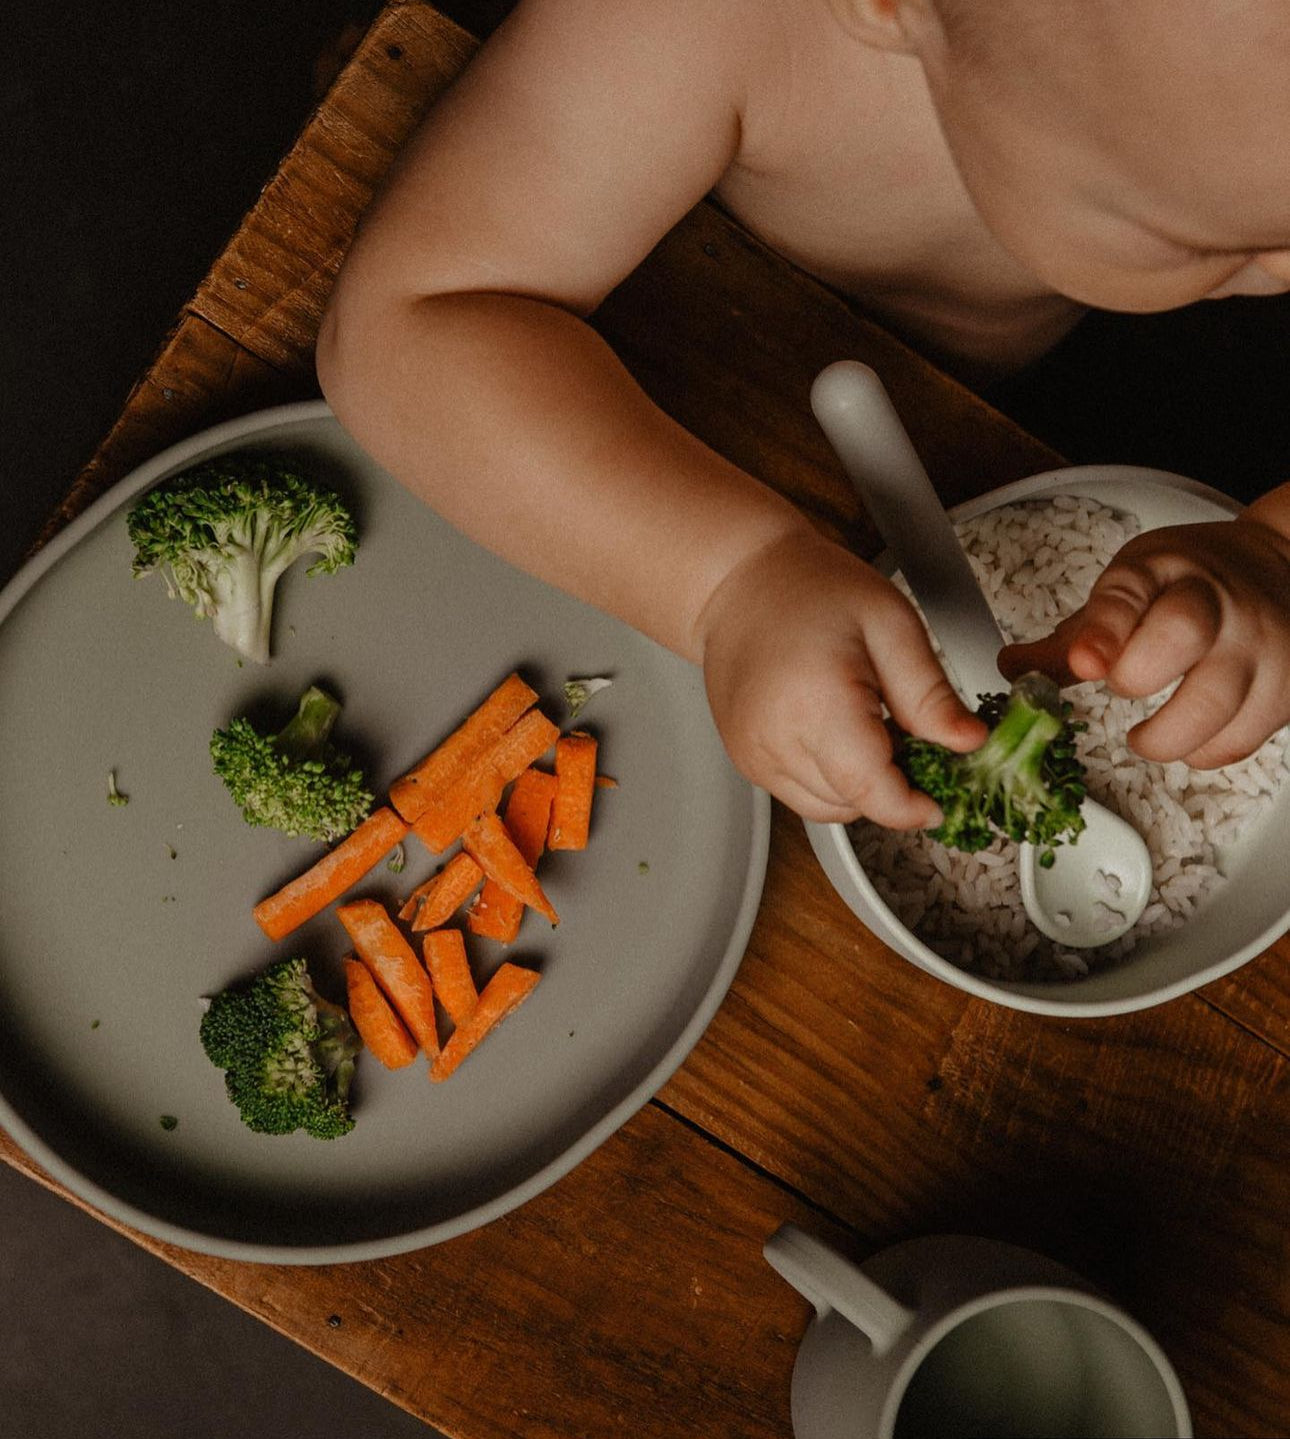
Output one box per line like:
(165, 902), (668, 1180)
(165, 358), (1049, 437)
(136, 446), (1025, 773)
(387, 843), (407, 874)
(637, 860), (650, 875)
(107, 771), (129, 807)
(563, 675), (613, 721)
(159, 1115), (179, 1131)
(90, 1019), (101, 1030)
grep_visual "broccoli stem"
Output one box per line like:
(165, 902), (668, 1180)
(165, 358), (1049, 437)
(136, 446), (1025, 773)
(274, 685), (342, 762)
(972, 682), (1061, 782)
(209, 548), (273, 665)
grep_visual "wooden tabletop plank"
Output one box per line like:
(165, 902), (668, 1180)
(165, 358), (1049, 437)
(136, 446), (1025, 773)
(660, 815), (1290, 1438)
(0, 1106), (818, 1439)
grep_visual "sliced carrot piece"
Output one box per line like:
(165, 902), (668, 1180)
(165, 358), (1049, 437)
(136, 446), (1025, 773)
(430, 963), (540, 1082)
(467, 768), (557, 944)
(343, 956), (417, 1070)
(337, 899), (440, 1058)
(388, 672), (538, 823)
(461, 810), (559, 926)
(421, 928), (479, 1028)
(399, 851), (484, 931)
(252, 807), (410, 942)
(548, 731), (598, 851)
(411, 707), (560, 853)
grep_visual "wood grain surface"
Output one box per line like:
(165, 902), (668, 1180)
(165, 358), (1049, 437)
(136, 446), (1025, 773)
(6, 5), (1288, 1437)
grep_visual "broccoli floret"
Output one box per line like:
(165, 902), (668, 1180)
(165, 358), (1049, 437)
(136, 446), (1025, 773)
(127, 454), (357, 664)
(897, 671), (1087, 862)
(211, 684), (373, 843)
(199, 957), (363, 1139)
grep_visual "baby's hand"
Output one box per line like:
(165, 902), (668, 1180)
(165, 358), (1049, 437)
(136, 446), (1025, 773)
(998, 515), (1290, 767)
(696, 529), (987, 825)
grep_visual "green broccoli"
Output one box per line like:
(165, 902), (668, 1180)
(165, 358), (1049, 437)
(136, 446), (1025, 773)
(199, 957), (363, 1139)
(127, 454), (357, 665)
(897, 671), (1087, 863)
(210, 684), (373, 843)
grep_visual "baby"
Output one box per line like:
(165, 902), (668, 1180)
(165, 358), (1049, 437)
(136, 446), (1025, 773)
(317, 0), (1290, 827)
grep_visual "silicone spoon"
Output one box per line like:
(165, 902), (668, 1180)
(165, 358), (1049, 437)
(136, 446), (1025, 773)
(810, 360), (1151, 948)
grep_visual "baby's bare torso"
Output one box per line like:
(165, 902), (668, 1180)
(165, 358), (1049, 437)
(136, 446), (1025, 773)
(714, 13), (1082, 380)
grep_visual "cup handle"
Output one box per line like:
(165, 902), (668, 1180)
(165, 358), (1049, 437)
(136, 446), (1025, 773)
(765, 1223), (915, 1355)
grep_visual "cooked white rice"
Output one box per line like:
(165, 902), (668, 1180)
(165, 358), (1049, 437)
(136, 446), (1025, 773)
(851, 494), (1289, 983)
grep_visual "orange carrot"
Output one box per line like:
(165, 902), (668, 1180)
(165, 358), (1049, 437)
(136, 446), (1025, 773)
(343, 956), (417, 1069)
(421, 928), (479, 1027)
(430, 963), (540, 1082)
(337, 899), (440, 1058)
(461, 810), (559, 926)
(548, 731), (598, 851)
(411, 707), (560, 853)
(252, 807), (410, 942)
(398, 851), (484, 931)
(467, 768), (557, 944)
(388, 672), (538, 823)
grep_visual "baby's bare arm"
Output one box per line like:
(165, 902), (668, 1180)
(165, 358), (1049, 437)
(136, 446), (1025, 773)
(318, 0), (806, 659)
(317, 0), (979, 821)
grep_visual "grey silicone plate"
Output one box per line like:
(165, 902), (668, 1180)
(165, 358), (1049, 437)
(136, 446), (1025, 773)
(0, 402), (769, 1263)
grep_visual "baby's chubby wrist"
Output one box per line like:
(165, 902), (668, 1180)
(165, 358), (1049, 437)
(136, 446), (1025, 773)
(689, 522), (835, 659)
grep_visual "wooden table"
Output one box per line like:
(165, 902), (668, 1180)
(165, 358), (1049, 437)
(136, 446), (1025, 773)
(6, 5), (1288, 1435)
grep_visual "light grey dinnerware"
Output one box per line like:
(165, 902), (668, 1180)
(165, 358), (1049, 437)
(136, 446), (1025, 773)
(0, 401), (769, 1262)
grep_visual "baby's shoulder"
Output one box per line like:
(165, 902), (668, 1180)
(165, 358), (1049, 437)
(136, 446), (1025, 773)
(500, 0), (799, 110)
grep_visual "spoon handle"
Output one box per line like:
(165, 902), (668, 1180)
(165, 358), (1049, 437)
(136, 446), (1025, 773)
(810, 360), (1006, 702)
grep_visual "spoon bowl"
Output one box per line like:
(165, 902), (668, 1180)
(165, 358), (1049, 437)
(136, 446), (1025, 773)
(809, 360), (1151, 949)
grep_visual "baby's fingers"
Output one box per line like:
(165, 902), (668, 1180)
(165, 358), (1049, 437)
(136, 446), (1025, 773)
(1127, 651), (1261, 765)
(869, 614), (987, 753)
(1059, 561), (1166, 680)
(1104, 576), (1221, 697)
(792, 686), (947, 830)
(997, 614), (1085, 686)
(777, 759), (943, 831)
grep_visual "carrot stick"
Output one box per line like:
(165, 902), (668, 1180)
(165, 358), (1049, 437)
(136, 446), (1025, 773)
(337, 899), (440, 1058)
(252, 807), (410, 942)
(461, 810), (559, 926)
(388, 672), (538, 823)
(411, 707), (560, 853)
(343, 956), (417, 1069)
(548, 731), (599, 851)
(421, 928), (479, 1027)
(398, 851), (484, 930)
(467, 768), (557, 944)
(430, 963), (541, 1082)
